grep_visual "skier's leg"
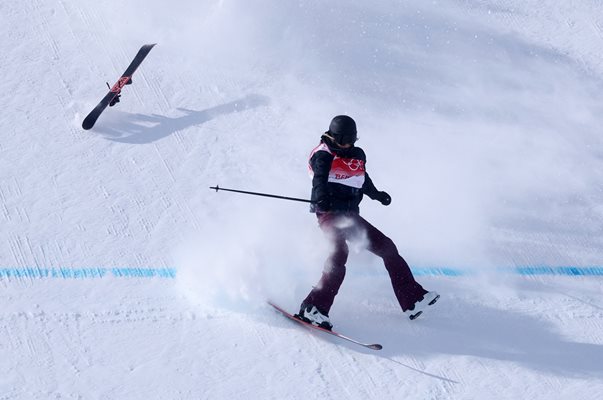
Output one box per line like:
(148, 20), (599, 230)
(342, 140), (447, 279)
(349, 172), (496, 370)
(355, 215), (427, 311)
(302, 214), (349, 314)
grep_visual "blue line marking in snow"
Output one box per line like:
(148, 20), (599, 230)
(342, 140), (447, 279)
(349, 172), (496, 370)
(0, 266), (602, 280)
(411, 266), (603, 276)
(411, 267), (467, 277)
(512, 266), (603, 276)
(0, 267), (177, 279)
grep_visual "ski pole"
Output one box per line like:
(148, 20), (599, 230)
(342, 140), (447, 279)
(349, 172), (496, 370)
(210, 185), (315, 204)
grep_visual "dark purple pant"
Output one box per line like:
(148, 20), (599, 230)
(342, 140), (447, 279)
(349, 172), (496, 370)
(303, 212), (427, 314)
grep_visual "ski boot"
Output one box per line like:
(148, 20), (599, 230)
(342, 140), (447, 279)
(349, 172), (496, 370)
(404, 291), (440, 320)
(295, 303), (333, 330)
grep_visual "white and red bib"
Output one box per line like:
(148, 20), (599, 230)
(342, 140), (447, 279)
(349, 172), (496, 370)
(308, 143), (366, 189)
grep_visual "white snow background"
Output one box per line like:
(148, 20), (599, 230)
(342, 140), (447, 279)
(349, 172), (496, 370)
(1, 0), (602, 398)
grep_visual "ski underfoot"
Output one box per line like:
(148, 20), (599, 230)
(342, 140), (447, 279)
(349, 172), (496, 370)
(268, 301), (383, 351)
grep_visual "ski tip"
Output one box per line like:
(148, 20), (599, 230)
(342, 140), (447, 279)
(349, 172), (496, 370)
(82, 119), (94, 130)
(267, 300), (283, 311)
(367, 344), (383, 350)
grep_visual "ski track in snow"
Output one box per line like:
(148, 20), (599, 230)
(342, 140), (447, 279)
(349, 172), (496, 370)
(2, 0), (603, 398)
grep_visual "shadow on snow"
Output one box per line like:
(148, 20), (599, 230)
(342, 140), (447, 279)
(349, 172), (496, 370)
(93, 94), (270, 144)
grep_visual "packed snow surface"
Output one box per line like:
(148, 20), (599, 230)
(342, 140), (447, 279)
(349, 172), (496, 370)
(1, 0), (602, 398)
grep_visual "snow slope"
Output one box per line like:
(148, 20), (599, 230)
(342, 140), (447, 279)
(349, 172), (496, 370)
(1, 0), (603, 398)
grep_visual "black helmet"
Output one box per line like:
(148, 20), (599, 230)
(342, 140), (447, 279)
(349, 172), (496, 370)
(327, 115), (357, 145)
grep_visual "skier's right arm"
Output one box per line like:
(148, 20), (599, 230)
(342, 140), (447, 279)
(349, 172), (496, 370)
(310, 151), (334, 211)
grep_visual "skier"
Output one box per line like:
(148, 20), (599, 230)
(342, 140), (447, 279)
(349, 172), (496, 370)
(296, 115), (439, 330)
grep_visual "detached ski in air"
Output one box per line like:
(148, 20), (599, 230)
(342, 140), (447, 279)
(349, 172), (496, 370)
(82, 43), (156, 130)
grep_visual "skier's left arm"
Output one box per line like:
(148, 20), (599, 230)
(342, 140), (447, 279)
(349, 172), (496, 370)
(362, 170), (392, 206)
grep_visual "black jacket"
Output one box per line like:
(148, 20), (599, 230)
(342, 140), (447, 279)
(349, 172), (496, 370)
(309, 137), (380, 214)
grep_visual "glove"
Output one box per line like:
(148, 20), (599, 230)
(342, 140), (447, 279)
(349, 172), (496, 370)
(316, 197), (332, 212)
(376, 191), (391, 206)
